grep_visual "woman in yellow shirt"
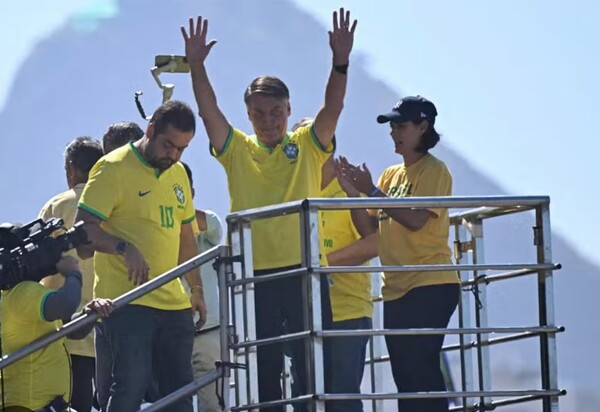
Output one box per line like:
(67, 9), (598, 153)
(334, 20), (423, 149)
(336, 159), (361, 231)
(338, 96), (459, 412)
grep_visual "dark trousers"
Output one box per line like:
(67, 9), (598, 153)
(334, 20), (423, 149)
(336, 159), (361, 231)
(384, 284), (459, 412)
(103, 305), (195, 412)
(254, 265), (332, 412)
(326, 317), (371, 412)
(95, 323), (111, 411)
(70, 354), (95, 412)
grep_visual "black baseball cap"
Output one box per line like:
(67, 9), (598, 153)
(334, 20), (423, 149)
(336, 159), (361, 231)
(376, 96), (438, 124)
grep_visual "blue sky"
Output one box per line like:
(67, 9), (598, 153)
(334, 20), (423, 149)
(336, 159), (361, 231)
(1, 0), (598, 265)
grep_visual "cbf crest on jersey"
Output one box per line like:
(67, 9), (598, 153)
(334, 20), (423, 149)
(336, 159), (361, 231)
(282, 142), (299, 161)
(173, 183), (186, 205)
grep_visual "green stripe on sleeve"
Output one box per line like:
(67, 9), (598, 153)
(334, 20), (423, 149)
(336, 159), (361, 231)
(210, 125), (234, 157)
(310, 125), (336, 154)
(39, 290), (55, 321)
(78, 203), (109, 221)
(182, 215), (196, 224)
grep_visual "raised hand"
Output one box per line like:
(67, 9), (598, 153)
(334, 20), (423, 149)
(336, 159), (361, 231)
(329, 8), (358, 65)
(181, 16), (218, 66)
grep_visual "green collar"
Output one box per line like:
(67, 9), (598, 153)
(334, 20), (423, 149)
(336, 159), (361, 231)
(130, 141), (162, 178)
(254, 133), (291, 153)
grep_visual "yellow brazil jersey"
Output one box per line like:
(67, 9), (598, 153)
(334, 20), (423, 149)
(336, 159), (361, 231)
(0, 282), (70, 410)
(38, 183), (95, 358)
(320, 178), (372, 322)
(212, 124), (333, 270)
(377, 154), (459, 301)
(78, 142), (195, 310)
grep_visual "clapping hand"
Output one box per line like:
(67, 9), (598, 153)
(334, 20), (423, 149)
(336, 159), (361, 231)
(337, 156), (377, 195)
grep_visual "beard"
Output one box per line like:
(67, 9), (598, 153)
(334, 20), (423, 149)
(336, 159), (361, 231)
(147, 156), (175, 171)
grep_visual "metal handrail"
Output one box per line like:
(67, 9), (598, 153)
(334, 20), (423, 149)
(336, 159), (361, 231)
(0, 245), (227, 371)
(226, 195), (550, 222)
(230, 389), (564, 411)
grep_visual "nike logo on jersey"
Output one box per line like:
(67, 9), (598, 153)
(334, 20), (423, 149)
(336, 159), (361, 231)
(138, 190), (151, 197)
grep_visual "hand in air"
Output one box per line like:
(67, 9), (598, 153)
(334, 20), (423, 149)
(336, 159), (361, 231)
(181, 16), (218, 66)
(329, 8), (358, 65)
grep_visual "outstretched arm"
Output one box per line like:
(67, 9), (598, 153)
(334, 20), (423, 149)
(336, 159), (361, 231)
(182, 16), (230, 153)
(313, 8), (358, 148)
(327, 233), (378, 267)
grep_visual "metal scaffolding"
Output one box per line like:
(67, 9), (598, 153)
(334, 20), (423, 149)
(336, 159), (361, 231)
(0, 195), (565, 411)
(226, 196), (565, 411)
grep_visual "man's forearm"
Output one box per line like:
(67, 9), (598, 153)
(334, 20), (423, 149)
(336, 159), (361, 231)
(190, 65), (219, 119)
(322, 66), (348, 119)
(351, 208), (377, 237)
(179, 237), (203, 292)
(327, 233), (379, 267)
(81, 222), (126, 255)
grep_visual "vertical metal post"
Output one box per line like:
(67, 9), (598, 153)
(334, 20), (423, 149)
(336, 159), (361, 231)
(240, 221), (259, 407)
(228, 218), (258, 409)
(217, 245), (232, 411)
(536, 203), (560, 412)
(468, 218), (492, 408)
(455, 222), (475, 410)
(370, 267), (385, 412)
(228, 220), (244, 408)
(299, 201), (325, 412)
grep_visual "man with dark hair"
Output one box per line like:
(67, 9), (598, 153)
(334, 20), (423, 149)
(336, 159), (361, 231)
(38, 136), (104, 412)
(102, 121), (144, 154)
(182, 8), (358, 408)
(75, 100), (205, 412)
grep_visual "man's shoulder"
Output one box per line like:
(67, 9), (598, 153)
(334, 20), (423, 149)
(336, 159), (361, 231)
(41, 188), (78, 215)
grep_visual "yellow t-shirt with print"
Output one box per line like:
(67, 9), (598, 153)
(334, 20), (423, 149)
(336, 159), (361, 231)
(0, 282), (70, 410)
(78, 142), (195, 310)
(320, 178), (372, 322)
(377, 154), (459, 301)
(213, 124), (333, 270)
(38, 183), (95, 358)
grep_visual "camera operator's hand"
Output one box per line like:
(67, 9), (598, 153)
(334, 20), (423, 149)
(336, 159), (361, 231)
(123, 244), (150, 286)
(84, 298), (115, 318)
(56, 256), (80, 276)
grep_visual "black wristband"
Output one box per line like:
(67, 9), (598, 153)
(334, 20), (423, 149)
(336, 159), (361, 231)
(333, 63), (349, 75)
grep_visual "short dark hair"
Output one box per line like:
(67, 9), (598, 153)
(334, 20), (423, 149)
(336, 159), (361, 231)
(64, 136), (103, 176)
(102, 121), (144, 154)
(244, 76), (290, 104)
(414, 120), (441, 153)
(150, 100), (196, 138)
(181, 161), (193, 186)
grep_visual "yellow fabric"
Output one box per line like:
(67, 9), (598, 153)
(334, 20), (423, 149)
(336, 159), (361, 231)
(320, 178), (372, 322)
(0, 282), (70, 410)
(78, 142), (195, 310)
(377, 154), (459, 301)
(213, 124), (333, 270)
(38, 183), (95, 358)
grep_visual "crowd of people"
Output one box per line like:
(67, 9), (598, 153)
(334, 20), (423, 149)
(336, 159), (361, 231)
(0, 8), (459, 412)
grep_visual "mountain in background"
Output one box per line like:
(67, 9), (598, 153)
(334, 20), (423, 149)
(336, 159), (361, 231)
(0, 0), (597, 410)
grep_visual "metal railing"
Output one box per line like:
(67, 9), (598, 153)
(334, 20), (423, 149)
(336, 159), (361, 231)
(0, 245), (234, 412)
(226, 195), (564, 412)
(1, 195), (565, 412)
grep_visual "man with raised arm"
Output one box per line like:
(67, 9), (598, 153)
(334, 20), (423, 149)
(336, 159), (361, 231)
(182, 9), (357, 410)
